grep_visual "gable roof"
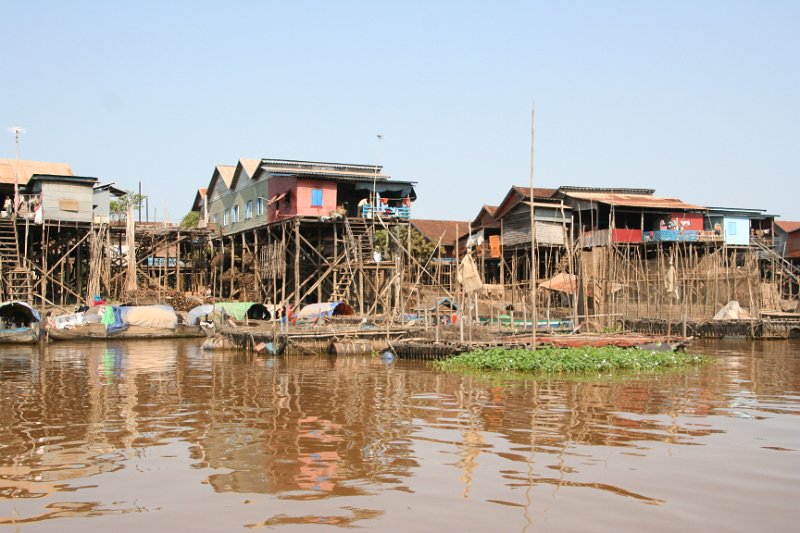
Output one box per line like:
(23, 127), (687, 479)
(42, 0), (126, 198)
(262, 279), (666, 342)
(229, 158), (263, 190)
(776, 221), (800, 234)
(493, 186), (561, 220)
(206, 164), (236, 198)
(0, 159), (73, 185)
(411, 219), (470, 246)
(191, 188), (208, 212)
(470, 205), (498, 229)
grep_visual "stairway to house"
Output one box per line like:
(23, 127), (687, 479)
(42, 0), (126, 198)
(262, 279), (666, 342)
(344, 218), (374, 261)
(330, 218), (374, 302)
(753, 239), (800, 284)
(0, 218), (34, 303)
(0, 217), (19, 269)
(6, 267), (33, 303)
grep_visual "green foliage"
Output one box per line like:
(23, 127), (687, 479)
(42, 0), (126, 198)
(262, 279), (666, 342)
(110, 193), (147, 220)
(374, 226), (437, 260)
(435, 346), (707, 374)
(374, 229), (390, 255)
(180, 210), (200, 228)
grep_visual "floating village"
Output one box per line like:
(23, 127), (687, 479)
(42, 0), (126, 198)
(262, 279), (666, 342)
(0, 156), (798, 357)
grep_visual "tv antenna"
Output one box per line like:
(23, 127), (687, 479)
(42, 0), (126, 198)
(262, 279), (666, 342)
(8, 126), (26, 194)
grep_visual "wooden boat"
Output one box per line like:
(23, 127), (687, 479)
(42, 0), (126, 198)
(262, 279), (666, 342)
(534, 333), (692, 351)
(48, 323), (205, 340)
(386, 333), (692, 360)
(0, 325), (41, 344)
(0, 301), (42, 344)
(48, 304), (205, 341)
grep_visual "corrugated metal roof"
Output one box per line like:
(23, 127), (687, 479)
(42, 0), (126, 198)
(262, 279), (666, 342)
(262, 159), (382, 173)
(511, 186), (558, 198)
(558, 185), (656, 195)
(0, 159), (73, 185)
(565, 191), (705, 210)
(264, 166), (393, 182)
(411, 219), (470, 246)
(776, 221), (800, 234)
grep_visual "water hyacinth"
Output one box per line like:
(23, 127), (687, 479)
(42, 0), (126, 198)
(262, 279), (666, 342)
(435, 346), (706, 374)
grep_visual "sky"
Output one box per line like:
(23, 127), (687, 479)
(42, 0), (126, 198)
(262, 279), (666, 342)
(2, 0), (798, 223)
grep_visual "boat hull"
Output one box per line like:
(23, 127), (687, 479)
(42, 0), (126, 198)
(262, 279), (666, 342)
(0, 328), (40, 344)
(48, 324), (205, 341)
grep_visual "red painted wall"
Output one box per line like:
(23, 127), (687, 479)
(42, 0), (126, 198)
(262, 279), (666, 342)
(612, 228), (643, 242)
(267, 177), (338, 222)
(267, 176), (297, 222)
(295, 179), (337, 218)
(670, 213), (703, 230)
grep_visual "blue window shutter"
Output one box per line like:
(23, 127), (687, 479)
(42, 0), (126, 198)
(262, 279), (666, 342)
(311, 189), (323, 207)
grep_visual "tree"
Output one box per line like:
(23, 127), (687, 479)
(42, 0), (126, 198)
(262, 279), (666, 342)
(110, 193), (147, 221)
(374, 226), (436, 260)
(180, 211), (200, 228)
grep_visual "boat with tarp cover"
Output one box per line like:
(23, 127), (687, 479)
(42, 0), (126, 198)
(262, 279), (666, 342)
(48, 304), (205, 340)
(0, 301), (41, 344)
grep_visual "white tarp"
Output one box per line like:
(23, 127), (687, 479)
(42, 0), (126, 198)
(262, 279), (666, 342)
(120, 305), (178, 329)
(713, 301), (752, 320)
(53, 312), (85, 330)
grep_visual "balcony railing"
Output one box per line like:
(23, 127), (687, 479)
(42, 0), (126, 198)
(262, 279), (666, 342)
(361, 204), (410, 220)
(643, 229), (700, 242)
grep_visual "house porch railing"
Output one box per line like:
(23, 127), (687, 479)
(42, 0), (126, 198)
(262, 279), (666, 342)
(361, 204), (410, 220)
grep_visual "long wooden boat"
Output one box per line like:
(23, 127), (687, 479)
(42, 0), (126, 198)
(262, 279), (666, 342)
(48, 323), (205, 341)
(386, 333), (692, 360)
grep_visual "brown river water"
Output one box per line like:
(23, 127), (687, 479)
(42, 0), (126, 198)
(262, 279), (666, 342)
(0, 339), (798, 532)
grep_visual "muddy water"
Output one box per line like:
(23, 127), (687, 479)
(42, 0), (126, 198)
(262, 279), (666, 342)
(0, 339), (798, 532)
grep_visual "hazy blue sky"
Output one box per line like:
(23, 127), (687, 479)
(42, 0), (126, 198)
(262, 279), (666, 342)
(2, 1), (798, 222)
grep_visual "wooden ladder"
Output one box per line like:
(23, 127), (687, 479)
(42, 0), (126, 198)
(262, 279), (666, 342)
(6, 267), (33, 303)
(331, 218), (373, 302)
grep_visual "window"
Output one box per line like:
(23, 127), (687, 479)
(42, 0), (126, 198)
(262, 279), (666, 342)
(232, 205), (240, 223)
(727, 221), (737, 235)
(256, 197), (265, 216)
(245, 200), (253, 220)
(212, 213), (219, 225)
(223, 209), (230, 226)
(311, 189), (323, 207)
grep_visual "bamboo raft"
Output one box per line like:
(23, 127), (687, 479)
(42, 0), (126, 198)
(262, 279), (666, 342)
(208, 324), (416, 354)
(623, 318), (800, 339)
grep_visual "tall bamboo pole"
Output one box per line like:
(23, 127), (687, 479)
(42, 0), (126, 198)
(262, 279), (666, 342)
(529, 103), (537, 347)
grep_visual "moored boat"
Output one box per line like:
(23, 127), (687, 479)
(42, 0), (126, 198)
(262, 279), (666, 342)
(0, 301), (41, 344)
(48, 304), (205, 341)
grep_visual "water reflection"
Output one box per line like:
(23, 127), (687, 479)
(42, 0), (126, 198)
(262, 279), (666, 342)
(0, 339), (798, 530)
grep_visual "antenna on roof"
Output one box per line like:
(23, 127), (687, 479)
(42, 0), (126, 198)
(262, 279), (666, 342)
(373, 134), (383, 223)
(7, 126), (25, 198)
